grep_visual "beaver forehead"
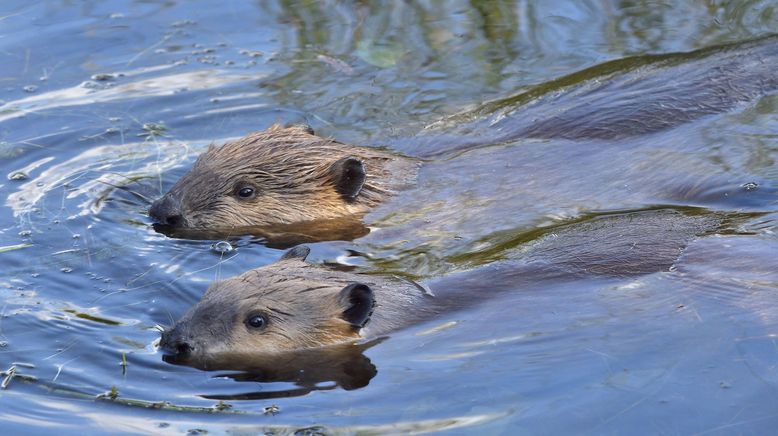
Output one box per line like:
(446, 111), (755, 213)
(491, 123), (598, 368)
(218, 270), (346, 302)
(204, 129), (346, 165)
(248, 260), (365, 285)
(187, 145), (351, 194)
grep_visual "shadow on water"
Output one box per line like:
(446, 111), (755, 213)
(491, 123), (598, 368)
(152, 216), (371, 249)
(163, 338), (385, 400)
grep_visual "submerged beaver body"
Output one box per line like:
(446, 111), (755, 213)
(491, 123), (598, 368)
(434, 35), (778, 146)
(150, 37), (778, 239)
(160, 209), (721, 358)
(157, 37), (777, 360)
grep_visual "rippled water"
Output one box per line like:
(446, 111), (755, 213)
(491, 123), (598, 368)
(1, 1), (777, 434)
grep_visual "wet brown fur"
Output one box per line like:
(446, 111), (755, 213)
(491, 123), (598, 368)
(158, 125), (418, 229)
(160, 253), (424, 357)
(153, 37), (778, 232)
(161, 209), (721, 358)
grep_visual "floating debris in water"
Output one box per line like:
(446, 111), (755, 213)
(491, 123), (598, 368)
(91, 73), (117, 81)
(60, 267), (73, 273)
(211, 241), (234, 254)
(108, 13), (124, 19)
(7, 171), (28, 181)
(214, 401), (232, 411)
(1, 365), (16, 389)
(121, 352), (128, 375)
(0, 243), (31, 253)
(263, 404), (280, 415)
(192, 48), (215, 55)
(197, 56), (217, 65)
(239, 49), (263, 58)
(139, 122), (167, 137)
(72, 234), (81, 240)
(105, 386), (120, 400)
(22, 85), (38, 93)
(742, 182), (759, 191)
(18, 230), (32, 237)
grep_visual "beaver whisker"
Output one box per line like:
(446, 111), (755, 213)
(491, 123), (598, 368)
(163, 309), (175, 328)
(296, 285), (332, 294)
(265, 330), (295, 343)
(266, 307), (294, 317)
(96, 180), (155, 205)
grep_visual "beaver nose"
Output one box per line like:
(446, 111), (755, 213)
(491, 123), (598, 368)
(159, 329), (194, 356)
(149, 194), (183, 226)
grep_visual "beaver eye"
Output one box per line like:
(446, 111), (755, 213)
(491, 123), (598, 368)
(236, 186), (256, 200)
(245, 314), (267, 329)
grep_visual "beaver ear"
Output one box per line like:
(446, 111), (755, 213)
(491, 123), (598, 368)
(337, 283), (374, 330)
(329, 157), (366, 201)
(279, 245), (310, 262)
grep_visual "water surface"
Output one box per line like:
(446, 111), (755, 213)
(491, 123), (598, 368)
(0, 1), (777, 434)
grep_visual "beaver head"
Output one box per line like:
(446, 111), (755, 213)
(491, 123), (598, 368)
(159, 246), (385, 358)
(149, 125), (416, 231)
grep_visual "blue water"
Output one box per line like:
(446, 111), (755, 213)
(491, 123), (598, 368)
(0, 1), (777, 434)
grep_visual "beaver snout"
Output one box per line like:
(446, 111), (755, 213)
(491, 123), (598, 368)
(159, 327), (196, 356)
(149, 194), (184, 227)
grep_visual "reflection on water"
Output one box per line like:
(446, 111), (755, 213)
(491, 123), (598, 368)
(152, 215), (371, 249)
(0, 68), (263, 124)
(5, 139), (197, 219)
(0, 0), (777, 433)
(163, 338), (385, 400)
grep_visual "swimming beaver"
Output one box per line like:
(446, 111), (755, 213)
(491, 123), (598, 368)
(159, 209), (720, 358)
(149, 123), (417, 230)
(149, 37), (778, 235)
